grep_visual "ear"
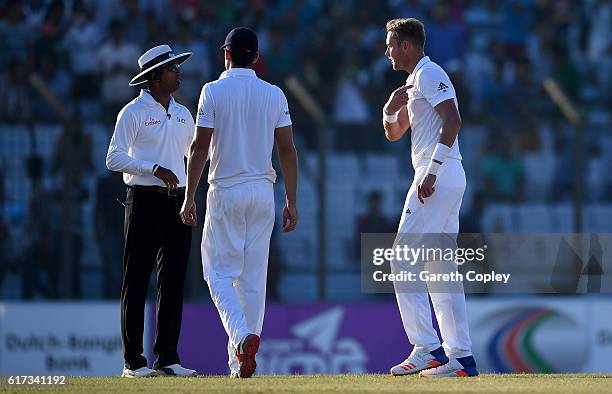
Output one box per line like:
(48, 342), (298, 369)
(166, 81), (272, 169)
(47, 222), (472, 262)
(224, 49), (231, 61)
(252, 52), (260, 65)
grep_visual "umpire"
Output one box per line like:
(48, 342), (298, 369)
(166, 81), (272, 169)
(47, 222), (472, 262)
(106, 45), (197, 377)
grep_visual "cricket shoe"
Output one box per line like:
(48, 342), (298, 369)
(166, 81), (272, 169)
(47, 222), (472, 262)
(121, 366), (158, 378)
(155, 363), (198, 377)
(419, 355), (479, 377)
(236, 334), (260, 378)
(390, 346), (449, 376)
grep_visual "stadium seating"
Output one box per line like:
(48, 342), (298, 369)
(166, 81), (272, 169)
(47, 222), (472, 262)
(4, 125), (612, 300)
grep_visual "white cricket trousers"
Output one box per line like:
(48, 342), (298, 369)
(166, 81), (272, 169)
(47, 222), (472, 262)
(201, 180), (275, 373)
(394, 159), (472, 359)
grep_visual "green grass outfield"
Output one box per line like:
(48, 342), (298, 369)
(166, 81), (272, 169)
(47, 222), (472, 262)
(4, 374), (612, 393)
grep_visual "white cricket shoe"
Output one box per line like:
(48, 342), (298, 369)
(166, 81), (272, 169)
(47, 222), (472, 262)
(419, 356), (479, 377)
(390, 346), (449, 376)
(121, 366), (159, 378)
(155, 364), (198, 376)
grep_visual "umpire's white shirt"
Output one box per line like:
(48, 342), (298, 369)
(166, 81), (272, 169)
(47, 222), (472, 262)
(106, 90), (195, 186)
(196, 68), (292, 188)
(406, 56), (462, 168)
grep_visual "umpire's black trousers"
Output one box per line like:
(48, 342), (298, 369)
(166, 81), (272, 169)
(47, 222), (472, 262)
(121, 186), (191, 370)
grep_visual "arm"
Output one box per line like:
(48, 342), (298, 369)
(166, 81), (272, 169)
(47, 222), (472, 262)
(180, 126), (212, 226)
(434, 99), (462, 149)
(105, 109), (156, 176)
(106, 109), (179, 188)
(275, 125), (298, 232)
(418, 99), (462, 203)
(180, 82), (214, 225)
(383, 106), (410, 142)
(383, 85), (413, 141)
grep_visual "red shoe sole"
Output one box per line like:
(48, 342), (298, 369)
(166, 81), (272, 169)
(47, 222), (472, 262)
(239, 335), (260, 378)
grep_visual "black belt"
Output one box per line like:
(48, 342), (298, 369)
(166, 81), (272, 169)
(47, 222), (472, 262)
(129, 185), (186, 196)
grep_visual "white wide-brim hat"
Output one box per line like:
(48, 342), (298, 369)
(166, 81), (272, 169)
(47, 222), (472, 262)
(129, 44), (192, 86)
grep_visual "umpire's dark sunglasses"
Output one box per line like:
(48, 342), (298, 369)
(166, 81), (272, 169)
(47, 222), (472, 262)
(165, 62), (181, 72)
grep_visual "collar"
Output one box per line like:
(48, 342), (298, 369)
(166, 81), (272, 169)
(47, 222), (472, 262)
(138, 89), (175, 106)
(219, 68), (257, 79)
(139, 89), (176, 109)
(407, 56), (430, 83)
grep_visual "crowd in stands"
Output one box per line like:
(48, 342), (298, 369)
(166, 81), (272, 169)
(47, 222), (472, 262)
(0, 0), (611, 300)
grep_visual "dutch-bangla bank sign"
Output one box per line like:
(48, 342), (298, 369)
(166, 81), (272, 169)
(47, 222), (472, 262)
(0, 303), (128, 376)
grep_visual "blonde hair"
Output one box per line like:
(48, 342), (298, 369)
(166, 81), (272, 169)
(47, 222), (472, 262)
(386, 18), (426, 51)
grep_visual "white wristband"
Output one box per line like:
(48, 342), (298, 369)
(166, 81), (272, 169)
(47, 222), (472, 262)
(426, 160), (441, 175)
(383, 109), (399, 123)
(431, 143), (451, 162)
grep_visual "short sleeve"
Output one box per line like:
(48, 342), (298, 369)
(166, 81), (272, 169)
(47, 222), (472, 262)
(276, 87), (292, 128)
(418, 67), (456, 108)
(196, 84), (215, 128)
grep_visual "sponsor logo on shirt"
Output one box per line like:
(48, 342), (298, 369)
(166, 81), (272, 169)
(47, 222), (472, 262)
(437, 82), (449, 92)
(145, 118), (161, 127)
(175, 117), (186, 124)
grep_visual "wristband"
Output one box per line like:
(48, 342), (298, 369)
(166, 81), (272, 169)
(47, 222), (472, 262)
(431, 143), (451, 162)
(383, 108), (399, 123)
(426, 160), (441, 176)
(152, 164), (159, 174)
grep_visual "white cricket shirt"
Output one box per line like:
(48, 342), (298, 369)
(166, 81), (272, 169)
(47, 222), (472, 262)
(406, 56), (462, 168)
(196, 68), (292, 188)
(106, 90), (195, 186)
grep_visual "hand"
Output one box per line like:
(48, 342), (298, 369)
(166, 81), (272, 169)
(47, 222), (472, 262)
(180, 197), (197, 226)
(417, 174), (436, 204)
(384, 84), (413, 115)
(282, 202), (298, 232)
(153, 165), (179, 189)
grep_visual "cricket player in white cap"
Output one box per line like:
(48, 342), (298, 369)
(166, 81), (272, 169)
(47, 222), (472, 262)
(382, 18), (479, 377)
(180, 27), (298, 378)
